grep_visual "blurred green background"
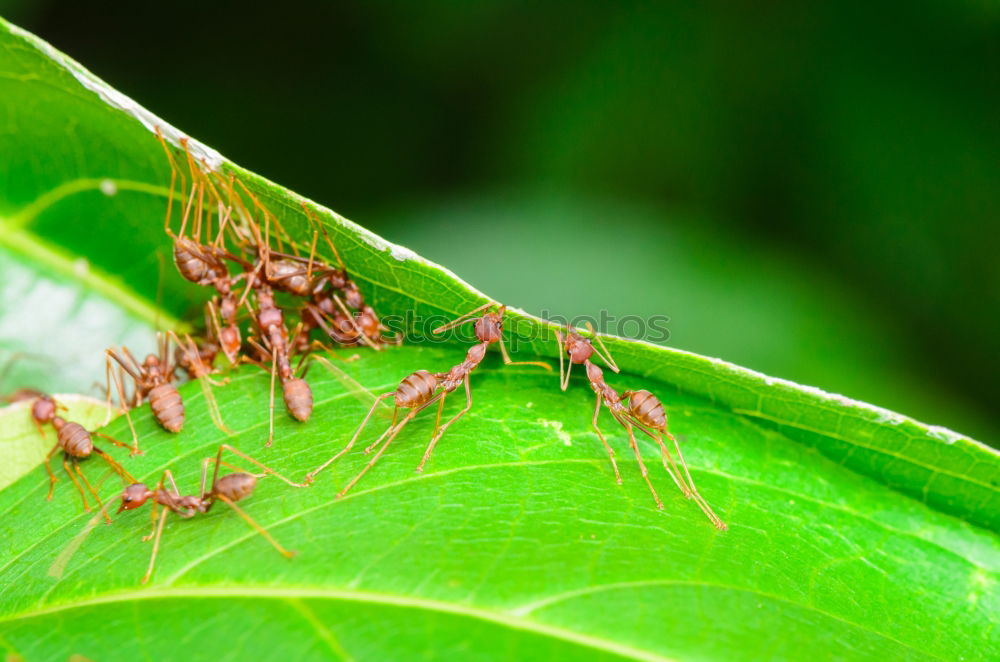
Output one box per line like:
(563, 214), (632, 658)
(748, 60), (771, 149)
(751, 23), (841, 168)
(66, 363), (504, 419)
(3, 0), (998, 442)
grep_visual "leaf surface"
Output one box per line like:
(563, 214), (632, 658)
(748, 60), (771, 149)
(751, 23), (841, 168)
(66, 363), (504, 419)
(0, 17), (997, 662)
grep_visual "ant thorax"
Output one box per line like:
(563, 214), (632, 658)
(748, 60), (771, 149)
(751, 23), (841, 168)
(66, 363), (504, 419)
(141, 356), (169, 385)
(258, 306), (284, 334)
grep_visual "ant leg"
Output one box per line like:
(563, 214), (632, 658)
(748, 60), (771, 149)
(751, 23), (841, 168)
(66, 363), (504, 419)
(663, 430), (727, 531)
(309, 353), (385, 419)
(497, 335), (551, 370)
(591, 392), (622, 484)
(303, 203), (346, 269)
(555, 330), (575, 391)
(141, 507), (170, 584)
(142, 502), (160, 542)
(555, 329), (568, 391)
(210, 444), (306, 488)
(199, 377), (234, 436)
(74, 462), (113, 524)
(304, 393), (396, 483)
(306, 344), (361, 371)
(152, 469), (182, 502)
(101, 356), (115, 427)
(584, 322), (619, 373)
(63, 456), (91, 511)
(331, 295), (380, 351)
(306, 230), (319, 282)
(337, 408), (421, 499)
(305, 303), (360, 350)
(104, 354), (139, 453)
(416, 376), (473, 473)
(214, 494), (295, 558)
(177, 177), (199, 240)
(266, 345), (278, 447)
(617, 417), (663, 510)
(93, 430), (132, 451)
(236, 259), (265, 310)
(364, 406), (403, 454)
(92, 445), (138, 484)
(154, 126), (187, 239)
(44, 443), (60, 499)
(432, 303), (494, 333)
(631, 422), (690, 498)
(431, 394), (446, 439)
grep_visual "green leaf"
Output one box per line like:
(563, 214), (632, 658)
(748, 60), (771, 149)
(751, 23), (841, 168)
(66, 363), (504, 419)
(1, 16), (997, 662)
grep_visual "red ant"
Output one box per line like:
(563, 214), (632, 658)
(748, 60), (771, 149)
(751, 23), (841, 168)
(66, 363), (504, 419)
(117, 444), (302, 583)
(244, 285), (313, 445)
(155, 127), (243, 290)
(157, 127), (252, 365)
(556, 324), (726, 529)
(305, 303), (549, 496)
(105, 333), (184, 452)
(620, 388), (727, 529)
(29, 393), (135, 523)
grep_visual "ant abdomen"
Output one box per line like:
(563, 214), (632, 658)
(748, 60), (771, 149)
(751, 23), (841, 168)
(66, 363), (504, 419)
(396, 370), (437, 407)
(149, 383), (184, 432)
(213, 472), (257, 502)
(57, 421), (93, 457)
(173, 238), (224, 285)
(282, 378), (313, 422)
(624, 389), (666, 430)
(269, 259), (314, 297)
(219, 325), (241, 361)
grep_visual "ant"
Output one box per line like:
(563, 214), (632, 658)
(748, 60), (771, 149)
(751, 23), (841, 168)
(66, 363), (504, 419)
(155, 127), (244, 290)
(30, 393), (135, 523)
(105, 333), (184, 452)
(620, 389), (727, 529)
(305, 302), (550, 496)
(556, 324), (727, 529)
(244, 285), (313, 445)
(157, 127), (253, 365)
(116, 444), (302, 584)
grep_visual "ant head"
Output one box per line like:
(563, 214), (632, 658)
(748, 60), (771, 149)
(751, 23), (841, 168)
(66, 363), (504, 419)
(30, 395), (57, 424)
(143, 354), (161, 369)
(117, 483), (153, 512)
(474, 312), (504, 343)
(565, 330), (594, 364)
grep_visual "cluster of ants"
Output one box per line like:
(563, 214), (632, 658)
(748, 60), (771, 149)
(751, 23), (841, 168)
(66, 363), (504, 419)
(3, 129), (725, 584)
